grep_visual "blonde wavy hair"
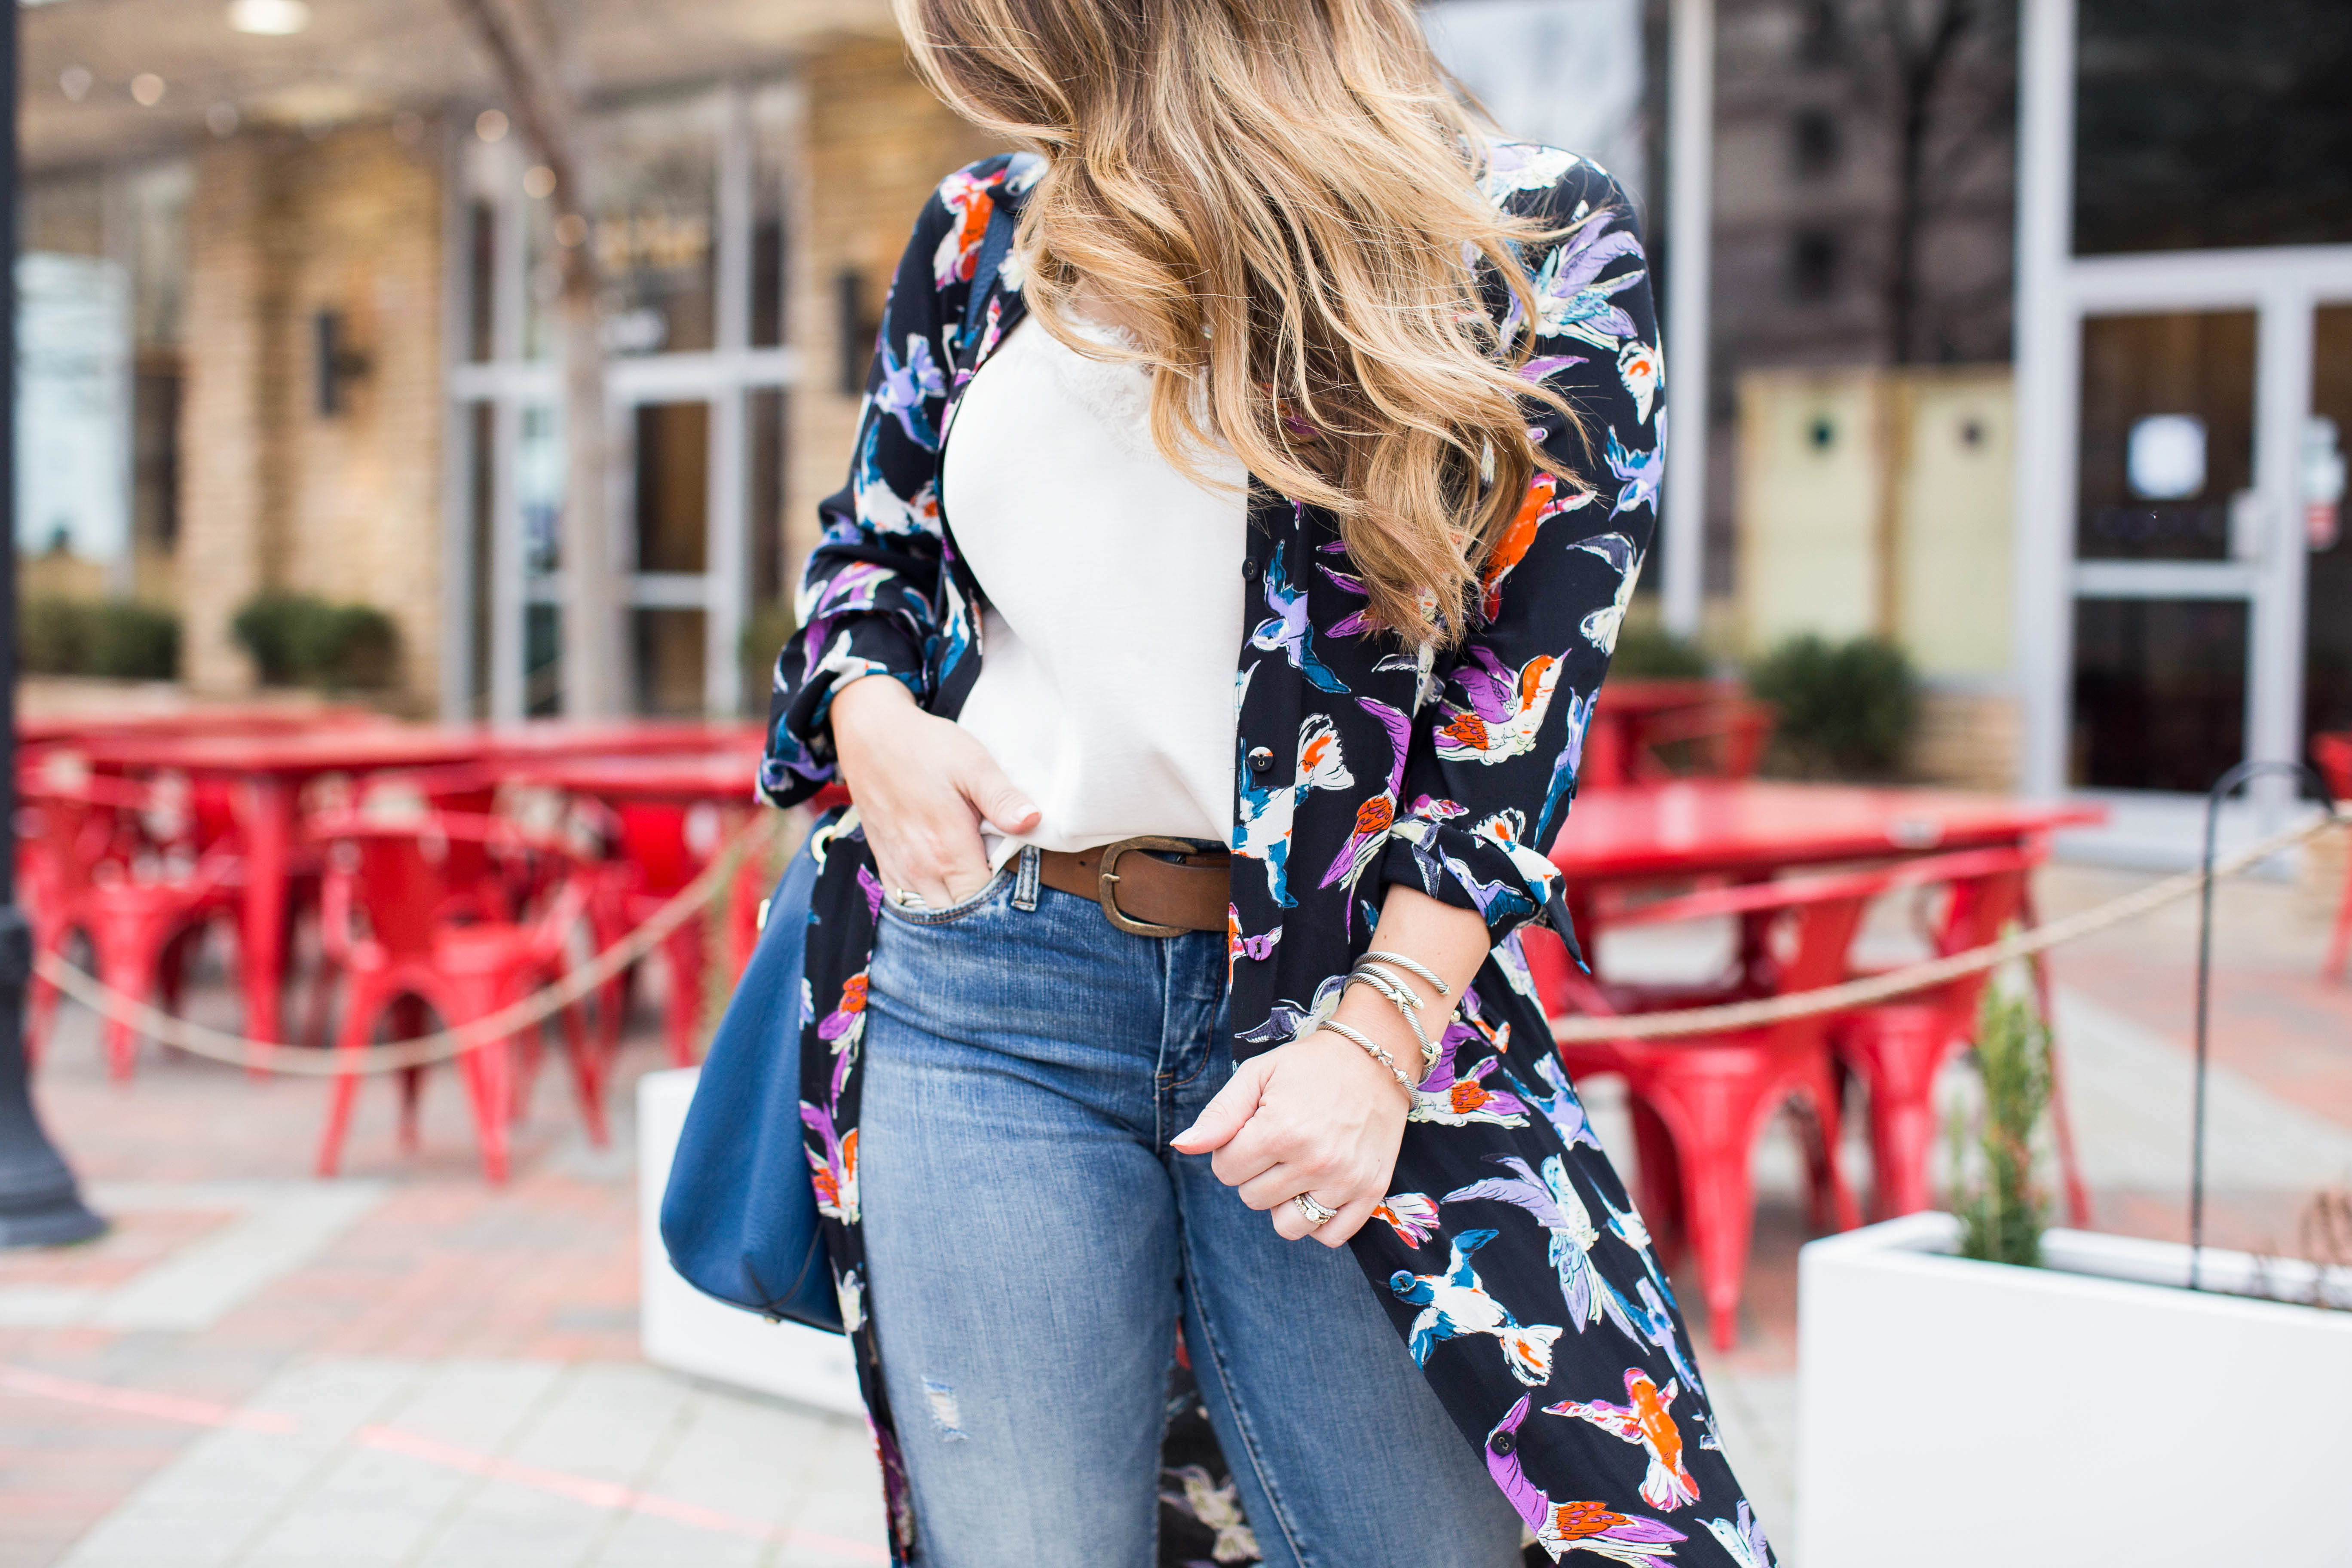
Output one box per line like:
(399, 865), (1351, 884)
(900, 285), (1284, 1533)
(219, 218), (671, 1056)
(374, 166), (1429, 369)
(894, 0), (1582, 647)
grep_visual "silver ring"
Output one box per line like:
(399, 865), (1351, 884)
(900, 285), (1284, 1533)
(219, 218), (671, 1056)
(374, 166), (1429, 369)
(1290, 1193), (1338, 1228)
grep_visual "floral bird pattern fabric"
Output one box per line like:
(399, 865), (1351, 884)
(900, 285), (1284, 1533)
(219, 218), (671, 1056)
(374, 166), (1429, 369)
(759, 144), (1774, 1566)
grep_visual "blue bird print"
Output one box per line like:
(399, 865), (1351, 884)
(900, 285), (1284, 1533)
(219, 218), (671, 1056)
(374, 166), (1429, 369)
(1390, 1228), (1563, 1386)
(1605, 423), (1664, 520)
(1570, 532), (1645, 654)
(1249, 537), (1348, 695)
(1444, 1154), (1608, 1329)
(1234, 710), (1354, 909)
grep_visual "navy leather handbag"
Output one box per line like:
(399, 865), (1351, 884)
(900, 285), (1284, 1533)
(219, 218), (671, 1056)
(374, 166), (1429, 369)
(658, 834), (841, 1332)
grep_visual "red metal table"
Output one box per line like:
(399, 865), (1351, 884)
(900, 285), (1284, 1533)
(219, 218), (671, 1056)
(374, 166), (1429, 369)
(72, 720), (762, 1043)
(1550, 778), (2105, 888)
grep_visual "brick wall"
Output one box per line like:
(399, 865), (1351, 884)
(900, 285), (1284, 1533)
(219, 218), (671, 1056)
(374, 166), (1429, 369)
(177, 121), (444, 711)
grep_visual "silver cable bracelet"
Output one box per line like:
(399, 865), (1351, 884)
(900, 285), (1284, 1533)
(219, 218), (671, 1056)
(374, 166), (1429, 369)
(1318, 1018), (1417, 1102)
(1361, 950), (1449, 997)
(1344, 968), (1436, 1076)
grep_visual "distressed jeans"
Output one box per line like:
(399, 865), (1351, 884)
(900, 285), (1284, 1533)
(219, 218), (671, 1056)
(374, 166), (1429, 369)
(858, 851), (1525, 1568)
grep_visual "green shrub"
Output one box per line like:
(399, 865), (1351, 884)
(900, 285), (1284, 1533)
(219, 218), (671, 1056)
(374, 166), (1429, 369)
(1609, 621), (1712, 680)
(231, 592), (398, 690)
(1947, 986), (2053, 1268)
(1747, 633), (1918, 778)
(18, 596), (180, 680)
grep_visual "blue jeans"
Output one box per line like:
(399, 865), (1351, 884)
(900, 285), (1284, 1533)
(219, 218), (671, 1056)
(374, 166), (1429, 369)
(859, 853), (1525, 1568)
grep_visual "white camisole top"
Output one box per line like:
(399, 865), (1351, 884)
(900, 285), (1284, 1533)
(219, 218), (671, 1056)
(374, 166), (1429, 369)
(940, 311), (1249, 867)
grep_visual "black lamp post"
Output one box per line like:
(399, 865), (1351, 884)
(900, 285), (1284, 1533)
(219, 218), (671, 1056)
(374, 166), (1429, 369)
(0, 0), (103, 1249)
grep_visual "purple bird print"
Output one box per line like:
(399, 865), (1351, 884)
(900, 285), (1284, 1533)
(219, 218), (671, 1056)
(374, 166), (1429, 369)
(871, 332), (944, 449)
(1320, 696), (1411, 917)
(1389, 1228), (1563, 1386)
(1436, 646), (1565, 764)
(1249, 536), (1348, 694)
(1506, 1051), (1608, 1155)
(1486, 1396), (1689, 1563)
(1411, 1020), (1532, 1128)
(1508, 221), (1648, 351)
(1444, 1152), (1607, 1328)
(1605, 423), (1665, 520)
(1599, 1274), (1702, 1398)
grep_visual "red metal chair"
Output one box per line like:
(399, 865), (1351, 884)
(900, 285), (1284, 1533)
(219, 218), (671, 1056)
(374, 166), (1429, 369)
(1629, 696), (1778, 783)
(1825, 845), (2046, 1219)
(585, 800), (729, 1067)
(1525, 866), (1883, 1351)
(18, 771), (242, 1079)
(2318, 734), (2352, 983)
(310, 806), (602, 1183)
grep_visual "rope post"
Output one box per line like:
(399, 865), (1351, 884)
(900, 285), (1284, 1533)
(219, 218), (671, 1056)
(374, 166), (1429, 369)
(2191, 759), (2335, 1291)
(0, 0), (104, 1251)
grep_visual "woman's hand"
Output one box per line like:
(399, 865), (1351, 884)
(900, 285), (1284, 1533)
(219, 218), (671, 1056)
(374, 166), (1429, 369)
(1170, 1023), (1414, 1248)
(1171, 883), (1495, 1246)
(830, 674), (1039, 909)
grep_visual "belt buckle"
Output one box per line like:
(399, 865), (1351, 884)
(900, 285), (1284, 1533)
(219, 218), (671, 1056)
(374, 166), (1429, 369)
(1096, 836), (1199, 938)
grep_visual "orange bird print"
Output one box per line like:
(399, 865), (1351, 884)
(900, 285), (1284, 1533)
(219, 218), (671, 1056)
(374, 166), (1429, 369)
(1481, 472), (1595, 622)
(1547, 1369), (1699, 1512)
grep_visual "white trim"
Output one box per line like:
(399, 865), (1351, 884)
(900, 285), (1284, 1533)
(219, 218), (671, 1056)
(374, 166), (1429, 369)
(2070, 560), (2258, 599)
(2069, 243), (2352, 310)
(1659, 0), (1712, 637)
(446, 347), (799, 403)
(438, 117), (475, 721)
(2011, 0), (2077, 799)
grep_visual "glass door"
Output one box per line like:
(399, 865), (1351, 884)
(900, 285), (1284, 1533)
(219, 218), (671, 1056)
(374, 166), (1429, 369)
(2068, 310), (2259, 791)
(2309, 307), (2352, 750)
(446, 81), (798, 721)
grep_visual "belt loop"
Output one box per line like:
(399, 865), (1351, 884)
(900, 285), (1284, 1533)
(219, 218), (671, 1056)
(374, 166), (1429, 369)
(1013, 845), (1041, 911)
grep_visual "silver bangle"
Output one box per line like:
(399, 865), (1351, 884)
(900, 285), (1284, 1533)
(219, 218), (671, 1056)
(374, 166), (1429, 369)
(1345, 969), (1434, 1075)
(1361, 950), (1449, 998)
(1319, 1018), (1416, 1102)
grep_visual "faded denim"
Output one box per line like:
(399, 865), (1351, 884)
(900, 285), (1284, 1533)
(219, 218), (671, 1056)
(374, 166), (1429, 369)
(858, 858), (1525, 1568)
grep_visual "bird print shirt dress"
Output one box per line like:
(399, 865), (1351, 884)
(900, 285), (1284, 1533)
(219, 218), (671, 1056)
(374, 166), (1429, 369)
(759, 144), (1776, 1568)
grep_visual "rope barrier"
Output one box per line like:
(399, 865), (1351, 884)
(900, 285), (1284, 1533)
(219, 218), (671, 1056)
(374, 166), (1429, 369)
(34, 802), (2349, 1068)
(1544, 806), (2349, 1043)
(33, 812), (786, 1078)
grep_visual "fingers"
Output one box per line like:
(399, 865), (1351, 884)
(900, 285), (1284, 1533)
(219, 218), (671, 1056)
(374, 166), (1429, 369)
(1314, 1194), (1379, 1249)
(1171, 1055), (1271, 1156)
(959, 750), (1040, 836)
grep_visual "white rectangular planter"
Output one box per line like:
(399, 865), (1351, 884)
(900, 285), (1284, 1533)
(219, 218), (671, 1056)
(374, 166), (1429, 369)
(1797, 1213), (2352, 1568)
(636, 1067), (865, 1418)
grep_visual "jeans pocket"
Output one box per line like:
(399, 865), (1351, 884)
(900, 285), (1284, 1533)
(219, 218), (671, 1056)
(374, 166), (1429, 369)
(878, 864), (1014, 927)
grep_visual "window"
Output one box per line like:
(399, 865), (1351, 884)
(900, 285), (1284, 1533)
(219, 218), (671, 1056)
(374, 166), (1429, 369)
(1789, 229), (1841, 302)
(1791, 109), (1841, 181)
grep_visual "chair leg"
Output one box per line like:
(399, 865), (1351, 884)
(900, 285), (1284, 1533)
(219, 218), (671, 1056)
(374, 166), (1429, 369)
(1795, 1067), (1861, 1234)
(2327, 858), (2352, 982)
(454, 1037), (512, 1185)
(389, 996), (429, 1154)
(661, 922), (707, 1067)
(2020, 891), (2094, 1228)
(93, 924), (162, 1083)
(1625, 1095), (1687, 1266)
(555, 985), (608, 1147)
(318, 978), (393, 1178)
(1653, 1086), (1765, 1354)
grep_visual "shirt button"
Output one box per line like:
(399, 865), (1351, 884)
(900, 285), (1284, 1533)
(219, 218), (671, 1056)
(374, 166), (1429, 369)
(1241, 557), (1261, 582)
(1246, 746), (1274, 775)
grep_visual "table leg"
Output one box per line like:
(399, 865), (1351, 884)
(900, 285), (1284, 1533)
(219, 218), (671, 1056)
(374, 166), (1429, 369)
(239, 776), (294, 1047)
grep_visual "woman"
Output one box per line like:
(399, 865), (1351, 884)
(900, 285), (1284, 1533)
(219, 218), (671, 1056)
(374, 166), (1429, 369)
(758, 0), (1769, 1564)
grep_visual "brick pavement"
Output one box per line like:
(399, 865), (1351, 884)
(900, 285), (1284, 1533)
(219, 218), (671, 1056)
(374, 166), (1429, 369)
(2, 859), (2347, 1565)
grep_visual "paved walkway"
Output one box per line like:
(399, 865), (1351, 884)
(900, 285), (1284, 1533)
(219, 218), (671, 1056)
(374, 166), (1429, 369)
(3, 858), (2347, 1566)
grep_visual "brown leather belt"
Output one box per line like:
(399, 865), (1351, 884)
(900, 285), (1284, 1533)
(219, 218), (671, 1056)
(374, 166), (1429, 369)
(1035, 836), (1230, 937)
